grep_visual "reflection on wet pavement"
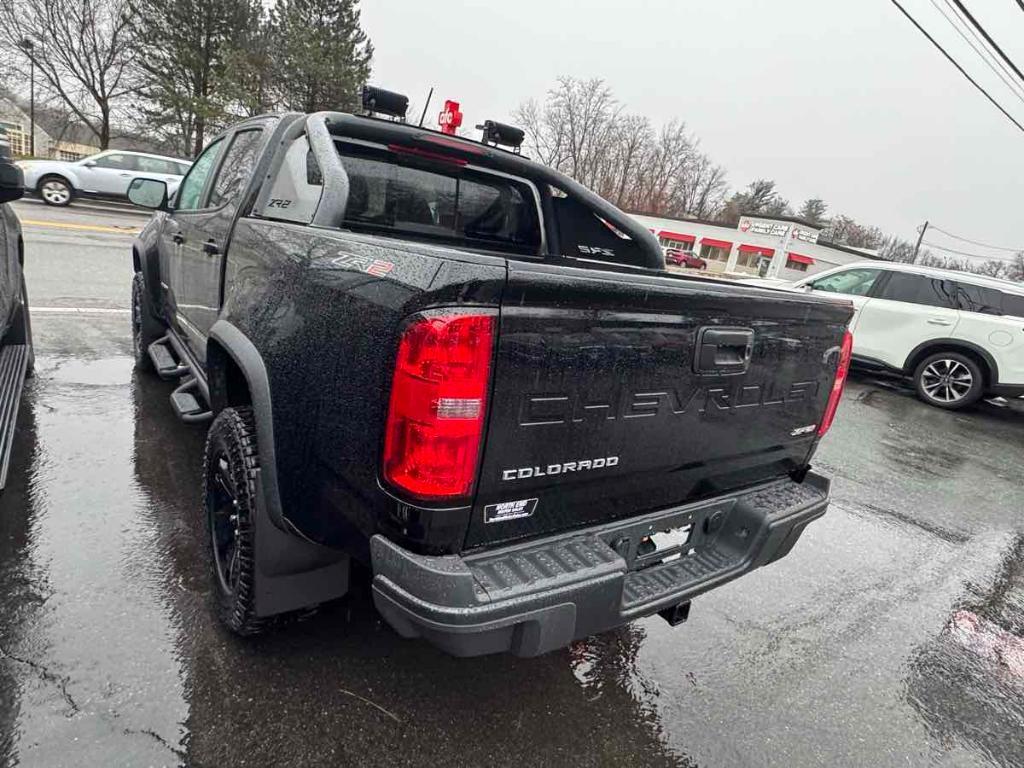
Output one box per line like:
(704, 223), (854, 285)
(0, 332), (1023, 767)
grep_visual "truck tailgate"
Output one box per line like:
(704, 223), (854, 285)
(467, 262), (853, 548)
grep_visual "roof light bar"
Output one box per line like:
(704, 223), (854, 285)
(361, 85), (409, 121)
(476, 120), (524, 152)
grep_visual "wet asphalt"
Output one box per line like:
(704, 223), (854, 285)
(1, 202), (1023, 768)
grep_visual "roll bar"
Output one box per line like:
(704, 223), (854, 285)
(257, 111), (665, 270)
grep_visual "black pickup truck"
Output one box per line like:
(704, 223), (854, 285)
(128, 90), (854, 657)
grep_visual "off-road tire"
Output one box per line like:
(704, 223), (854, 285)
(203, 406), (269, 636)
(131, 272), (162, 371)
(913, 351), (984, 410)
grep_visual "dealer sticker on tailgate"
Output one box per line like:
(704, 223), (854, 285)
(484, 498), (538, 524)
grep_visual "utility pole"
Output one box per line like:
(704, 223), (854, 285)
(912, 220), (929, 264)
(17, 38), (35, 157)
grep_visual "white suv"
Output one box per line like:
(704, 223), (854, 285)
(17, 150), (191, 207)
(795, 262), (1024, 409)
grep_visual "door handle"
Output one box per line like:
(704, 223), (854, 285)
(171, 232), (184, 244)
(203, 239), (220, 256)
(927, 318), (953, 326)
(694, 327), (754, 374)
(119, 173), (131, 177)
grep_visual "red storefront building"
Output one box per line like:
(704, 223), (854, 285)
(630, 212), (873, 280)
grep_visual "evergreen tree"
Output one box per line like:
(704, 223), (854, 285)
(798, 198), (828, 227)
(130, 0), (261, 157)
(271, 0), (373, 113)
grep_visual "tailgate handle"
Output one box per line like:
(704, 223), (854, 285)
(694, 327), (754, 375)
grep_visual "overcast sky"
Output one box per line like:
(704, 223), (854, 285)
(361, 0), (1024, 259)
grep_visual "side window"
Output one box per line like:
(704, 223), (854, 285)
(877, 272), (957, 308)
(175, 139), (224, 211)
(810, 268), (882, 297)
(551, 194), (649, 266)
(175, 162), (192, 176)
(208, 129), (263, 210)
(136, 156), (177, 175)
(1002, 292), (1024, 319)
(93, 153), (136, 170)
(956, 283), (1003, 315)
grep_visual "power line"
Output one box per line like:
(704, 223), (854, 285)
(929, 224), (1024, 252)
(921, 240), (1020, 261)
(888, 0), (1024, 134)
(950, 0), (1024, 88)
(933, 0), (1024, 105)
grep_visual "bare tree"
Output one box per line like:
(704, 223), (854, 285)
(516, 77), (728, 220)
(674, 152), (728, 220)
(1011, 253), (1024, 281)
(821, 214), (883, 249)
(0, 0), (136, 149)
(877, 236), (917, 263)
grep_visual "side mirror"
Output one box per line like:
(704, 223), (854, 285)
(128, 177), (168, 211)
(83, 160), (98, 168)
(0, 162), (25, 204)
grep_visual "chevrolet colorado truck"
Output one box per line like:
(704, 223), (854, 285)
(127, 90), (854, 657)
(0, 135), (34, 490)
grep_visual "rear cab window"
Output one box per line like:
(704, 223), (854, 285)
(334, 141), (541, 256)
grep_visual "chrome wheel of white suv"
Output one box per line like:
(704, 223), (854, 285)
(913, 352), (984, 410)
(39, 177), (72, 206)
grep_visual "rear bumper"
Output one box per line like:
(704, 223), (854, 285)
(371, 472), (830, 657)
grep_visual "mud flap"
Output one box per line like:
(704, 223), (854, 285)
(251, 469), (350, 617)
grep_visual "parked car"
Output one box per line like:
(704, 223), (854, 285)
(795, 261), (1024, 409)
(665, 248), (707, 269)
(17, 150), (191, 207)
(126, 93), (853, 657)
(0, 147), (35, 489)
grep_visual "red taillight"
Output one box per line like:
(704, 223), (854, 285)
(818, 330), (853, 437)
(382, 313), (495, 500)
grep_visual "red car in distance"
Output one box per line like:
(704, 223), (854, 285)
(665, 249), (707, 270)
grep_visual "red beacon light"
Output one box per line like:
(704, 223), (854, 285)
(438, 100), (463, 136)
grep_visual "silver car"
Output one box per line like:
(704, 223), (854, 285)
(17, 150), (191, 207)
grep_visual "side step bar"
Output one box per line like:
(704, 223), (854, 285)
(171, 377), (212, 423)
(0, 344), (29, 489)
(148, 333), (213, 424)
(148, 335), (189, 379)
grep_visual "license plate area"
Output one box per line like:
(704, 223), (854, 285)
(636, 524), (693, 568)
(596, 500), (733, 573)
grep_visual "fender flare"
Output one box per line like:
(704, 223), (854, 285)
(131, 236), (163, 313)
(207, 320), (287, 532)
(903, 338), (1000, 384)
(37, 168), (80, 191)
(207, 319), (350, 615)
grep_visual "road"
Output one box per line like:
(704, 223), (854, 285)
(2, 201), (1023, 768)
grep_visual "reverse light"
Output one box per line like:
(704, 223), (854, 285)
(383, 313), (495, 500)
(818, 330), (854, 437)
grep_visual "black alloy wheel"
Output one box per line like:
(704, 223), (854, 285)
(203, 406), (267, 635)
